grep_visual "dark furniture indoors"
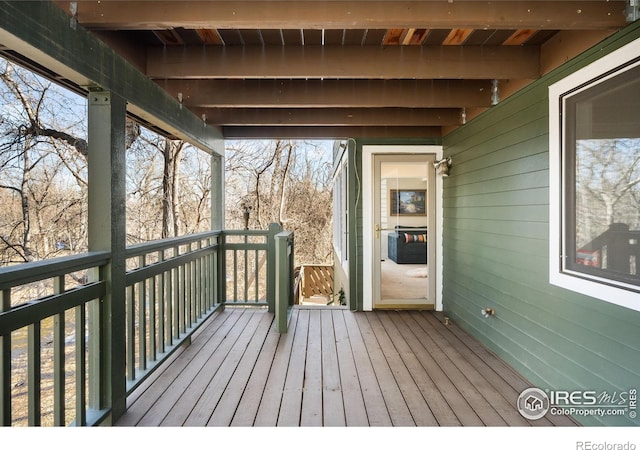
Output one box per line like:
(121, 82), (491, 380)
(387, 226), (427, 264)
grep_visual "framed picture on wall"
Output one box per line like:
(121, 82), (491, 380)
(390, 189), (426, 216)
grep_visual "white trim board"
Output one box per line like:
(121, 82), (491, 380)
(548, 36), (640, 312)
(361, 145), (444, 311)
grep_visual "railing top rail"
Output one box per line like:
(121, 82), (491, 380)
(125, 230), (222, 258)
(275, 231), (294, 239)
(0, 251), (111, 291)
(222, 229), (273, 237)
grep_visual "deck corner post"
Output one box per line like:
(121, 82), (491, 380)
(266, 223), (283, 313)
(275, 231), (294, 333)
(87, 89), (127, 423)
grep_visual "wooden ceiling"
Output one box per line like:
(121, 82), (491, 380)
(52, 1), (631, 139)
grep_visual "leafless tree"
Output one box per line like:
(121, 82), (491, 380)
(225, 139), (334, 265)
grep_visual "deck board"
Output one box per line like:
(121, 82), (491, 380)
(321, 309), (346, 426)
(116, 307), (578, 427)
(367, 312), (438, 426)
(331, 309), (369, 426)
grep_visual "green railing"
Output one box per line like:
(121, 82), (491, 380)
(0, 224), (293, 426)
(0, 252), (111, 426)
(220, 224), (282, 307)
(124, 230), (221, 393)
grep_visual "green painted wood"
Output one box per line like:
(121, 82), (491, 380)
(173, 249), (180, 340)
(0, 251), (110, 290)
(0, 283), (106, 335)
(87, 89), (127, 421)
(275, 231), (294, 333)
(243, 247), (249, 301)
(149, 276), (157, 363)
(254, 250), (260, 302)
(233, 250), (238, 301)
(27, 322), (41, 426)
(75, 304), (86, 426)
(178, 263), (186, 335)
(0, 289), (10, 425)
(125, 231), (220, 258)
(442, 22), (640, 426)
(138, 260), (147, 372)
(53, 276), (65, 427)
(126, 247), (216, 286)
(218, 233), (227, 306)
(166, 267), (173, 346)
(266, 223), (282, 313)
(158, 253), (166, 355)
(126, 285), (135, 381)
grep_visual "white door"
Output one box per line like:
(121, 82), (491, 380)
(373, 154), (436, 309)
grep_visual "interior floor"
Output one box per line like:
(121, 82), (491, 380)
(379, 259), (430, 307)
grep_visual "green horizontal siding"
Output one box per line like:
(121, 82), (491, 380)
(442, 23), (640, 426)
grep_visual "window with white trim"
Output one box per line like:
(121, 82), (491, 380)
(549, 38), (640, 311)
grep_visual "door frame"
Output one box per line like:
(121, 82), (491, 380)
(362, 145), (444, 311)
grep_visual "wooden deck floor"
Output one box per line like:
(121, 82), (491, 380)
(116, 306), (576, 427)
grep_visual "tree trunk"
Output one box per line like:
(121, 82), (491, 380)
(161, 139), (183, 238)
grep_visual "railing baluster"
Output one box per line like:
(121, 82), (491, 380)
(75, 304), (86, 426)
(138, 255), (147, 372)
(233, 249), (238, 302)
(179, 256), (186, 334)
(126, 284), (135, 381)
(218, 233), (226, 306)
(185, 250), (192, 327)
(195, 242), (202, 319)
(53, 276), (65, 426)
(244, 239), (249, 302)
(191, 250), (197, 323)
(166, 263), (173, 346)
(254, 249), (259, 302)
(0, 289), (11, 426)
(149, 275), (156, 362)
(180, 255), (190, 334)
(158, 250), (166, 353)
(173, 247), (180, 339)
(27, 320), (41, 426)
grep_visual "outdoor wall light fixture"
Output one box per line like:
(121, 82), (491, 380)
(491, 79), (500, 106)
(434, 157), (452, 176)
(481, 307), (495, 318)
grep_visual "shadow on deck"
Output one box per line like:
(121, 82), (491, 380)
(116, 306), (577, 427)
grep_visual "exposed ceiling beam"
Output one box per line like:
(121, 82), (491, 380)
(222, 125), (442, 140)
(158, 79), (495, 108)
(59, 1), (628, 30)
(147, 45), (540, 80)
(192, 107), (461, 126)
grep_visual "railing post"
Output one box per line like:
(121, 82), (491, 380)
(218, 232), (227, 308)
(275, 231), (294, 333)
(267, 223), (283, 313)
(87, 90), (127, 423)
(0, 289), (10, 426)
